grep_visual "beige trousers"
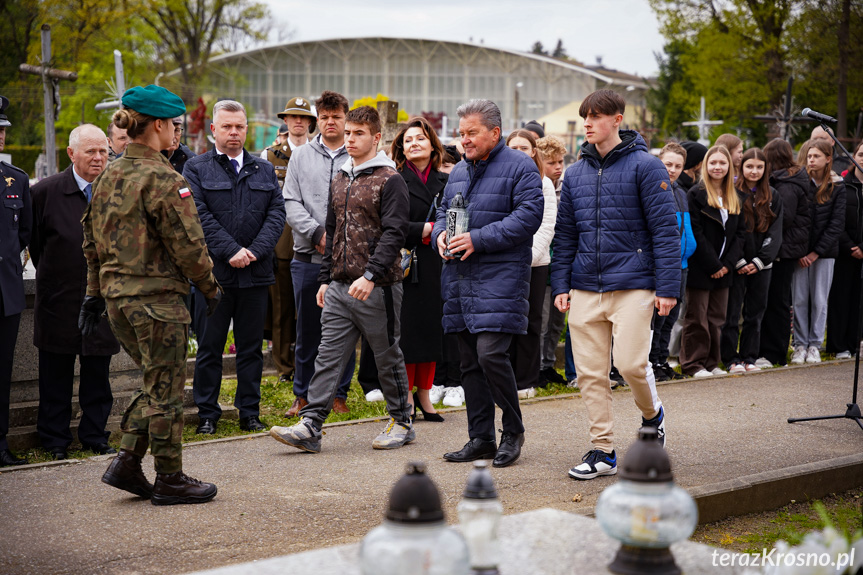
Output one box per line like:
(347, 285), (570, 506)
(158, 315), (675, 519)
(568, 289), (662, 453)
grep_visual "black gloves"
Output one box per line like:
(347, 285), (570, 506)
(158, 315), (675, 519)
(78, 296), (106, 336)
(205, 288), (222, 317)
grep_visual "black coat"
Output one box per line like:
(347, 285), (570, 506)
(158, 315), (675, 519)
(737, 186), (783, 271)
(29, 167), (119, 355)
(399, 166), (447, 364)
(0, 161), (31, 317)
(769, 168), (811, 260)
(183, 148), (285, 288)
(838, 172), (863, 255)
(805, 175), (846, 259)
(686, 183), (745, 290)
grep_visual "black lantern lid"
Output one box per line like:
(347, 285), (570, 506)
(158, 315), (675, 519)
(385, 461), (445, 523)
(618, 427), (673, 483)
(462, 460), (499, 499)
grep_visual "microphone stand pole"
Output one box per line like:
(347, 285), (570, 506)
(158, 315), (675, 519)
(788, 121), (863, 431)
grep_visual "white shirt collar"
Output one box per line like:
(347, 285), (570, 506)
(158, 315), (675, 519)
(71, 166), (92, 192)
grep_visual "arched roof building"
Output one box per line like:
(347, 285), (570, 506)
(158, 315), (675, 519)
(195, 36), (649, 139)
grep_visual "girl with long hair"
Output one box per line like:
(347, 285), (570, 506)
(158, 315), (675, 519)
(680, 145), (744, 377)
(715, 133), (744, 174)
(826, 141), (863, 358)
(790, 139), (846, 364)
(719, 148), (783, 372)
(505, 129), (557, 397)
(756, 139), (811, 366)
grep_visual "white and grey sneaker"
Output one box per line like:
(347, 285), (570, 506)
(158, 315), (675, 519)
(566, 378), (579, 389)
(806, 346), (822, 364)
(836, 351), (852, 360)
(365, 389), (385, 402)
(372, 418), (416, 450)
(711, 367), (728, 376)
(429, 385), (446, 404)
(754, 357), (773, 369)
(442, 386), (465, 407)
(517, 387), (536, 399)
(269, 417), (322, 453)
(790, 346), (807, 365)
(728, 363), (746, 374)
(568, 449), (617, 480)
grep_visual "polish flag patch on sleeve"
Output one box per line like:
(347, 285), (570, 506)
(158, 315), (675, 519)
(179, 187), (192, 198)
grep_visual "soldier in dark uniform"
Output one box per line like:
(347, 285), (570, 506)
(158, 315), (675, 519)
(263, 97), (315, 385)
(81, 85), (222, 505)
(0, 96), (32, 467)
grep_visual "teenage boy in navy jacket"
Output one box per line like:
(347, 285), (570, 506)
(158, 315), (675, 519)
(551, 90), (680, 480)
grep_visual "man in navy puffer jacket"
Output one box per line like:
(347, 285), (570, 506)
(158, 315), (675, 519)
(551, 90), (680, 480)
(183, 100), (285, 435)
(432, 99), (543, 468)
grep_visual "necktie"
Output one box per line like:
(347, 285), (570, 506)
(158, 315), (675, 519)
(84, 183), (92, 202)
(230, 158), (240, 174)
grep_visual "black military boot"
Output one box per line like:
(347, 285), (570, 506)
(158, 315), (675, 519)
(101, 450), (154, 499)
(151, 471), (217, 506)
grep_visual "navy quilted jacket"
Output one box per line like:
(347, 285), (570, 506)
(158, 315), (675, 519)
(550, 130), (681, 298)
(183, 148), (286, 288)
(431, 139), (543, 335)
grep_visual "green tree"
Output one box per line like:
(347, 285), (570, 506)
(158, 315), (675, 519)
(530, 41), (548, 56)
(552, 39), (567, 59)
(140, 0), (271, 103)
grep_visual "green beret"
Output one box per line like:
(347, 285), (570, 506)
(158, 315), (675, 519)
(121, 85), (185, 119)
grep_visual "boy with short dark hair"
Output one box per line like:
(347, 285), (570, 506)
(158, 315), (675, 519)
(551, 90), (680, 480)
(270, 106), (414, 452)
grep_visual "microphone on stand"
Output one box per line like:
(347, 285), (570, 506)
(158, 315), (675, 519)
(801, 108), (837, 124)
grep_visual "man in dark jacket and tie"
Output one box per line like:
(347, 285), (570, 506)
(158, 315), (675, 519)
(183, 100), (285, 435)
(30, 124), (120, 460)
(432, 99), (544, 468)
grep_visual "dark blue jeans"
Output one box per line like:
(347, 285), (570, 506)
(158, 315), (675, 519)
(193, 286), (268, 421)
(290, 259), (353, 400)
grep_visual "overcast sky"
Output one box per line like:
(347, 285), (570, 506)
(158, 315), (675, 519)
(262, 0), (665, 77)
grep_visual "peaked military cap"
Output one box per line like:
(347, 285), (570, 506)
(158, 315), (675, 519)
(0, 96), (11, 127)
(121, 85), (186, 119)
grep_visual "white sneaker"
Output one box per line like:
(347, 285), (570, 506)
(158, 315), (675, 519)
(744, 363), (761, 372)
(790, 346), (806, 364)
(806, 346), (821, 364)
(728, 363), (746, 374)
(517, 387), (536, 399)
(754, 357), (773, 369)
(566, 378), (579, 389)
(692, 369), (712, 378)
(835, 351), (852, 360)
(429, 385), (446, 404)
(667, 357), (680, 368)
(365, 389), (385, 402)
(711, 367), (728, 376)
(442, 386), (465, 407)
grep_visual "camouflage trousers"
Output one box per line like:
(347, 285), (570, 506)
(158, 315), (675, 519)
(105, 293), (190, 474)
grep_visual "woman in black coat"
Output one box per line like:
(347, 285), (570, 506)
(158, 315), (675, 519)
(680, 145), (745, 377)
(390, 117), (447, 421)
(758, 139), (811, 366)
(826, 141), (863, 357)
(790, 139), (846, 365)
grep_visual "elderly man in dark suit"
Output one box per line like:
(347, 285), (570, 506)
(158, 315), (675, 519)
(30, 124), (120, 460)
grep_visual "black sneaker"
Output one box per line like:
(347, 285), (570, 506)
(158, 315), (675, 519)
(609, 367), (627, 390)
(652, 363), (670, 382)
(661, 363), (684, 380)
(540, 367), (566, 385)
(642, 406), (666, 448)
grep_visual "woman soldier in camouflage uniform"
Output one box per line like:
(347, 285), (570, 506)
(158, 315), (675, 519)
(80, 85), (222, 505)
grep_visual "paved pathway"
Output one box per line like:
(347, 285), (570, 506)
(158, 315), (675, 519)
(1, 361), (861, 574)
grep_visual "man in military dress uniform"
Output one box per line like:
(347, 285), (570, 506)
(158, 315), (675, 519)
(264, 97), (315, 384)
(0, 96), (32, 467)
(81, 85), (222, 505)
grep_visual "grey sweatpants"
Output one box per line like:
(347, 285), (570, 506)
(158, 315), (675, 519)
(299, 281), (411, 428)
(792, 258), (835, 349)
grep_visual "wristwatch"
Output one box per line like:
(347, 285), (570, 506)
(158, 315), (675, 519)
(363, 270), (375, 282)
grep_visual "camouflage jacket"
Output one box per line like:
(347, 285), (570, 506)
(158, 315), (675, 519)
(82, 143), (219, 300)
(320, 151), (408, 286)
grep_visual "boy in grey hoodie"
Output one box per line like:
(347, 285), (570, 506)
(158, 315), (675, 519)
(270, 106), (413, 452)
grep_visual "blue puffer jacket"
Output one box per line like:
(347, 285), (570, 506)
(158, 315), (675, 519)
(183, 148), (286, 288)
(672, 181), (697, 269)
(551, 130), (681, 298)
(431, 139), (543, 335)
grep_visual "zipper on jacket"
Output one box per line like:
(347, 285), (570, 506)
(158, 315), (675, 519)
(596, 168), (603, 291)
(343, 175), (352, 276)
